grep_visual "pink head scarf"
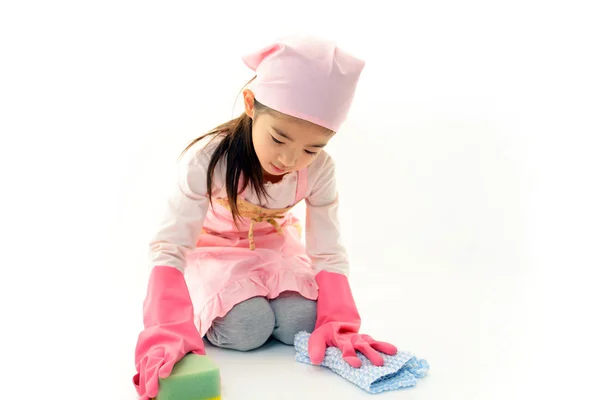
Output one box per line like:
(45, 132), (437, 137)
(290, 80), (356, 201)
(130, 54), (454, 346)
(242, 36), (365, 132)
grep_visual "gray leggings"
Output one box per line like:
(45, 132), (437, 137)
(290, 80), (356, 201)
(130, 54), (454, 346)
(206, 291), (317, 351)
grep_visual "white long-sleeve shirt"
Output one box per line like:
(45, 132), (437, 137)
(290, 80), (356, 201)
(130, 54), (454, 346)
(148, 136), (349, 275)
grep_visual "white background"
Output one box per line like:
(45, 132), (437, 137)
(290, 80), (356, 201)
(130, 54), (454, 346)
(1, 1), (599, 399)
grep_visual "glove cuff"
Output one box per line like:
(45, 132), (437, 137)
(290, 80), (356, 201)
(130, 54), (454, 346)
(314, 270), (361, 328)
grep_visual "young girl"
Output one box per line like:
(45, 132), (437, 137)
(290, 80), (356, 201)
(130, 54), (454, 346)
(133, 35), (398, 399)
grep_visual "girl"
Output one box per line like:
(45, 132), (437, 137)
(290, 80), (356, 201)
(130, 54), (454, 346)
(133, 36), (398, 399)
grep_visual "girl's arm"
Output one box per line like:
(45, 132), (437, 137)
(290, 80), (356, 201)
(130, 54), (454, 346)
(148, 146), (213, 273)
(305, 153), (349, 276)
(305, 152), (398, 368)
(134, 142), (216, 399)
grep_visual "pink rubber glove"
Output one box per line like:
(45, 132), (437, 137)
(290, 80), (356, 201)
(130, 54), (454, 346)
(308, 270), (398, 368)
(133, 266), (206, 400)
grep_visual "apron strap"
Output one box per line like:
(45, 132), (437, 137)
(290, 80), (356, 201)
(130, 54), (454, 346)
(294, 168), (308, 204)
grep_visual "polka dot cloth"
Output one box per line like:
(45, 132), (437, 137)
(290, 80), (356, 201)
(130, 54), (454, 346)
(294, 331), (429, 394)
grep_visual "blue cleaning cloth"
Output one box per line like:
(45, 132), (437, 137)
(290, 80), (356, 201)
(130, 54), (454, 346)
(294, 331), (429, 394)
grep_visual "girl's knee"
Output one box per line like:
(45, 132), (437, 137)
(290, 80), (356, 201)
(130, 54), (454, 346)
(270, 292), (317, 345)
(206, 296), (275, 351)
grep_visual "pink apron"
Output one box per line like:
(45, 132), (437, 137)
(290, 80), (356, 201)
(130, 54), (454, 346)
(184, 168), (319, 337)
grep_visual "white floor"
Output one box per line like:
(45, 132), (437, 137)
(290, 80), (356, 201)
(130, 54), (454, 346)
(85, 262), (598, 400)
(5, 204), (599, 399)
(3, 2), (600, 398)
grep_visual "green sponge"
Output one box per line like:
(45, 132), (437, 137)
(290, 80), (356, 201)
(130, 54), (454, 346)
(154, 353), (221, 400)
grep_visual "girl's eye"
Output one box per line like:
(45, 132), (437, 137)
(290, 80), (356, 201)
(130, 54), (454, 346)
(304, 150), (317, 155)
(271, 136), (284, 145)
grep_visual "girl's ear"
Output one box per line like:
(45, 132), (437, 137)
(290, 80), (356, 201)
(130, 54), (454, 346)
(243, 89), (255, 119)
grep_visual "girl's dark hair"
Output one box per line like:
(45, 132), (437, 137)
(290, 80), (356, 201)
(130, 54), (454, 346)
(179, 76), (273, 224)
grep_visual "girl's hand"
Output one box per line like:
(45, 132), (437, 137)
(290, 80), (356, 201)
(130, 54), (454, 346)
(308, 321), (397, 368)
(308, 270), (398, 368)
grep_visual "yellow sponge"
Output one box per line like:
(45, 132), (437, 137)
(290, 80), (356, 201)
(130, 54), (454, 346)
(153, 353), (221, 400)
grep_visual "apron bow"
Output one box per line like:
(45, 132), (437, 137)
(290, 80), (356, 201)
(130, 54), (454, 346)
(248, 214), (285, 250)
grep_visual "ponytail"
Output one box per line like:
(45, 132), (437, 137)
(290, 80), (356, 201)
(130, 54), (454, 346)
(179, 77), (271, 223)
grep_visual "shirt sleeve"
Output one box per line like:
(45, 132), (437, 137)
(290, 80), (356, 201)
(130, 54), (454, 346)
(147, 143), (216, 273)
(305, 153), (350, 276)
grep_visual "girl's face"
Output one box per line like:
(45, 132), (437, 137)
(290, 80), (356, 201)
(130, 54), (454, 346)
(243, 90), (334, 180)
